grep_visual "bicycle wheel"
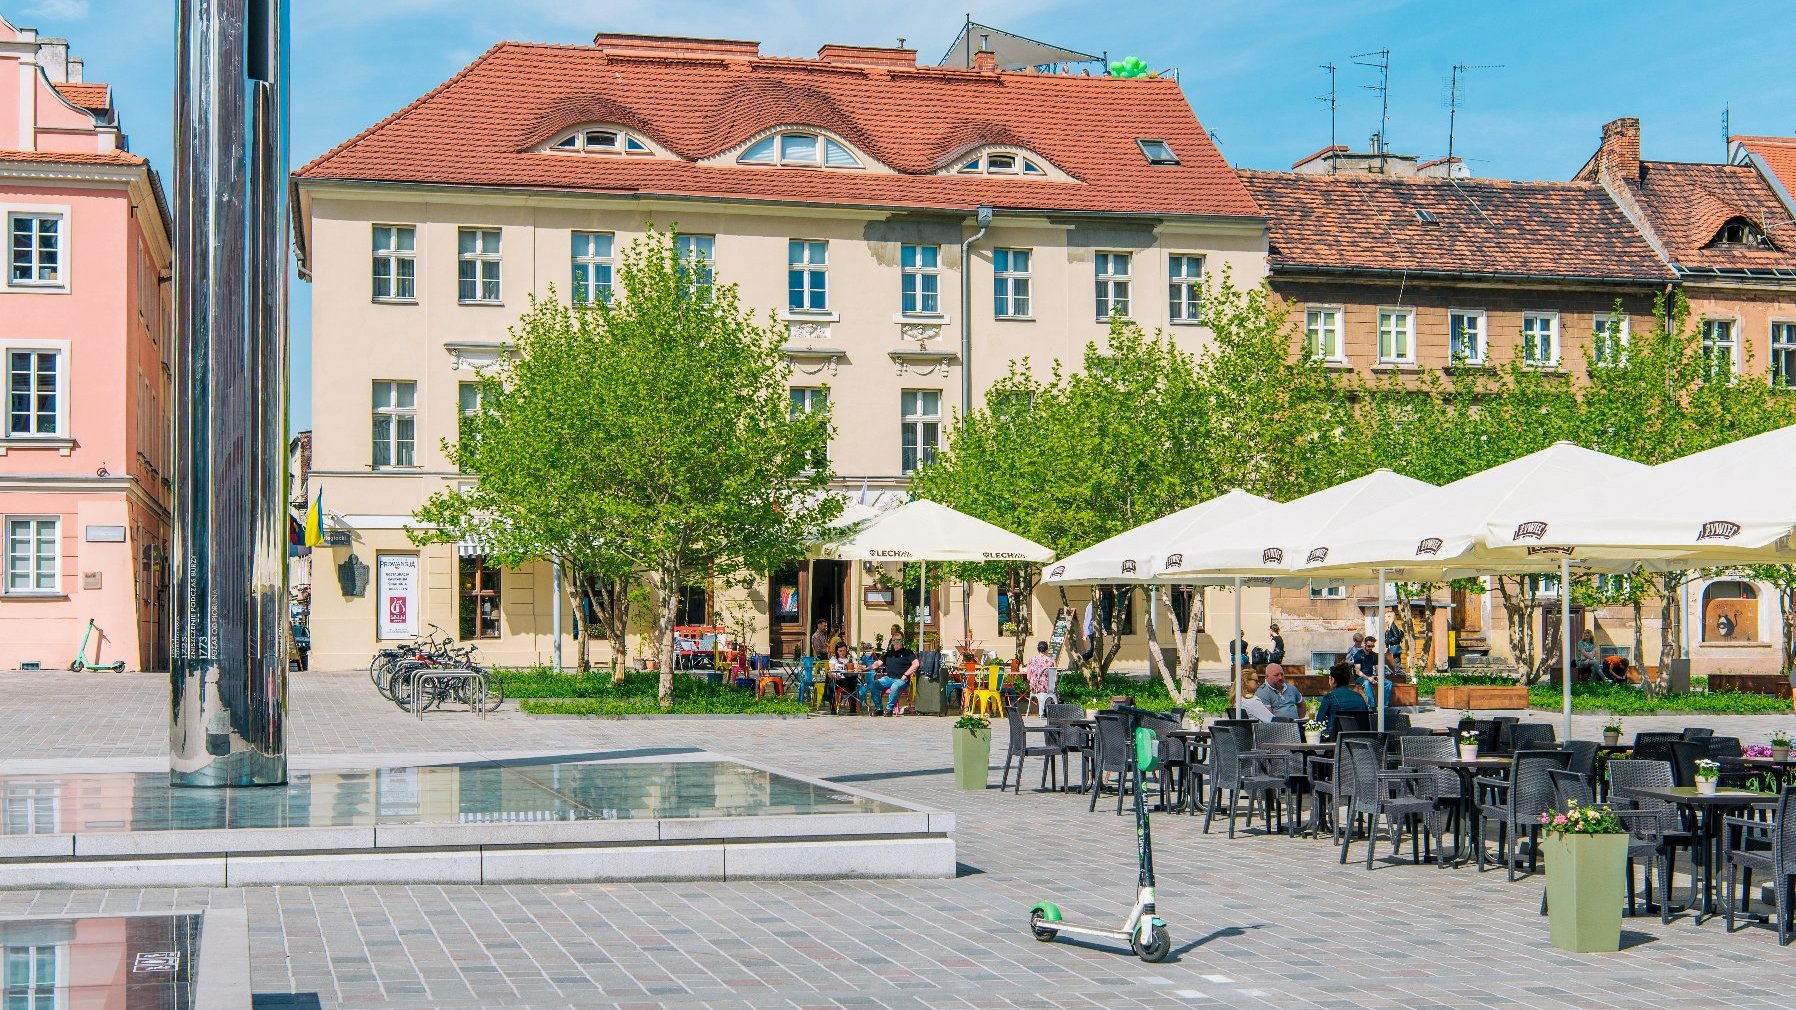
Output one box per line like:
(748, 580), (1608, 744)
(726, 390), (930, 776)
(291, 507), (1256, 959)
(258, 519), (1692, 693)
(480, 675), (504, 712)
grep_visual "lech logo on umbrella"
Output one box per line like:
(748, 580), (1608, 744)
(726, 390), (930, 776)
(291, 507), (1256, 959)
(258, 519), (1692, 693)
(1262, 547), (1284, 565)
(1415, 537), (1443, 556)
(1696, 520), (1742, 541)
(1164, 553), (1184, 569)
(1306, 547), (1329, 564)
(1513, 521), (1548, 541)
(1121, 559), (1138, 575)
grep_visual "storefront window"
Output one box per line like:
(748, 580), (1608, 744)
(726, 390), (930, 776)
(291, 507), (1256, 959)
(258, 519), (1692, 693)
(458, 556), (501, 639)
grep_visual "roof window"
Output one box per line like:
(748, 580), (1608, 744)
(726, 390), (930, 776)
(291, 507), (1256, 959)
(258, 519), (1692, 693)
(1137, 138), (1179, 165)
(548, 128), (653, 155)
(738, 131), (862, 168)
(1416, 209), (1440, 225)
(1712, 217), (1772, 249)
(957, 150), (1048, 176)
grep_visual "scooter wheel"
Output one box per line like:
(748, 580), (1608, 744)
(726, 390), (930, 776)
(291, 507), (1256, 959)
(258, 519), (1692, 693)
(1029, 910), (1058, 942)
(1132, 924), (1171, 962)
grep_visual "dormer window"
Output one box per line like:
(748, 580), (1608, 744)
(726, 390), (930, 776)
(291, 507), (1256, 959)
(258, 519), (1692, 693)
(547, 128), (653, 155)
(957, 151), (1047, 176)
(738, 131), (861, 168)
(1712, 217), (1772, 249)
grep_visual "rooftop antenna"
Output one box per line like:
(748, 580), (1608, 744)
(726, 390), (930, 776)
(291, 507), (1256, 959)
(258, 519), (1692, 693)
(1445, 62), (1502, 175)
(1722, 103), (1731, 161)
(897, 37), (906, 49)
(1353, 48), (1390, 172)
(1317, 62), (1338, 173)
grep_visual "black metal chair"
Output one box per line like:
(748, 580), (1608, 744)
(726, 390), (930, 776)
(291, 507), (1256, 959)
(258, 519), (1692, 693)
(1724, 788), (1795, 945)
(1681, 726), (1715, 740)
(1507, 722), (1557, 751)
(998, 704), (1063, 794)
(1202, 723), (1283, 837)
(1043, 703), (1090, 791)
(1609, 758), (1698, 923)
(1475, 749), (1571, 881)
(1667, 739), (1707, 788)
(1339, 736), (1436, 869)
(1399, 733), (1462, 857)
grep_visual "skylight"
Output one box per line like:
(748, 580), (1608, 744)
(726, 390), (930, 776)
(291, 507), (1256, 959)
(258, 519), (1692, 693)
(1137, 138), (1179, 165)
(549, 128), (653, 155)
(957, 151), (1048, 176)
(738, 132), (862, 168)
(1416, 209), (1440, 225)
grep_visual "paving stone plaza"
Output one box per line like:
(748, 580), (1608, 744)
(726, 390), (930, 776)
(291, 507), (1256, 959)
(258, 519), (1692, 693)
(0, 669), (1791, 1009)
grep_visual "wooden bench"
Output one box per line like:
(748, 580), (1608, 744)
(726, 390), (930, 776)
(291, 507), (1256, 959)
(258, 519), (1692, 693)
(1707, 673), (1794, 700)
(1435, 684), (1529, 710)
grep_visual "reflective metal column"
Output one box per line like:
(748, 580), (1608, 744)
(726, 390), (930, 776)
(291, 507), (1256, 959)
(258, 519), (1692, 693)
(170, 0), (290, 786)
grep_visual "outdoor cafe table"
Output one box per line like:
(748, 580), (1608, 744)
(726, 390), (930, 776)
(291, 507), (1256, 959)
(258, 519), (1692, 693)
(1406, 755), (1516, 866)
(1612, 784), (1779, 923)
(1719, 755), (1796, 790)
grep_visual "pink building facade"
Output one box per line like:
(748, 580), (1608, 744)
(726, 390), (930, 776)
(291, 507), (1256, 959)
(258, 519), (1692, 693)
(0, 14), (171, 671)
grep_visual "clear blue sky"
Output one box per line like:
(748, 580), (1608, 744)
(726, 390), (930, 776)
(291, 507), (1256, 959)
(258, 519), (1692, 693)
(12, 0), (1790, 432)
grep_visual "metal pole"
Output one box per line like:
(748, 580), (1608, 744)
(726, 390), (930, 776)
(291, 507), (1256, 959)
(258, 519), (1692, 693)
(1375, 568), (1387, 732)
(1561, 555), (1573, 740)
(1232, 576), (1242, 710)
(551, 559), (563, 672)
(918, 560), (926, 656)
(170, 0), (290, 786)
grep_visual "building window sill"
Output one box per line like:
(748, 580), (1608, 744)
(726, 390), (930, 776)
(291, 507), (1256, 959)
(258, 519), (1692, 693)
(780, 308), (841, 323)
(1370, 362), (1420, 372)
(1169, 317), (1203, 327)
(373, 297), (419, 306)
(3, 282), (68, 294)
(0, 437), (75, 457)
(994, 314), (1035, 322)
(458, 300), (504, 307)
(1, 592), (67, 601)
(893, 311), (949, 325)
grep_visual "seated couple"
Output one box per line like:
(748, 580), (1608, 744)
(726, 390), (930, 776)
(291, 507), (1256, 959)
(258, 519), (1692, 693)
(827, 624), (917, 715)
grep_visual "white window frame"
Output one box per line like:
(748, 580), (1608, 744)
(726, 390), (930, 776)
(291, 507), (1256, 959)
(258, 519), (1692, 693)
(789, 386), (828, 467)
(371, 224), (416, 302)
(548, 127), (653, 155)
(2, 340), (70, 440)
(5, 206), (70, 292)
(1770, 320), (1796, 390)
(1095, 251), (1131, 321)
(1303, 306), (1344, 363)
(1376, 307), (1415, 364)
(3, 515), (60, 596)
(571, 231), (614, 305)
(1168, 254), (1203, 324)
(1520, 311), (1561, 368)
(456, 228), (502, 304)
(673, 234), (716, 297)
(1701, 317), (1739, 379)
(900, 244), (941, 317)
(1308, 581), (1347, 600)
(1592, 312), (1630, 367)
(737, 131), (862, 169)
(371, 380), (417, 469)
(787, 239), (828, 313)
(993, 248), (1032, 319)
(1447, 309), (1486, 365)
(899, 389), (941, 475)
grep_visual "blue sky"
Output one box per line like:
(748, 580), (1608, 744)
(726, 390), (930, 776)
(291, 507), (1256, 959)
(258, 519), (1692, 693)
(12, 0), (1790, 431)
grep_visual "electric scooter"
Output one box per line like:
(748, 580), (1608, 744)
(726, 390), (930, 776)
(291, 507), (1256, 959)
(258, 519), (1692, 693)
(70, 619), (127, 672)
(1029, 704), (1173, 962)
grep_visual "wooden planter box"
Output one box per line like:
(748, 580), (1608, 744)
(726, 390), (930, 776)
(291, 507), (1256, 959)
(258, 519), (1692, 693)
(1707, 673), (1794, 700)
(1436, 684), (1530, 710)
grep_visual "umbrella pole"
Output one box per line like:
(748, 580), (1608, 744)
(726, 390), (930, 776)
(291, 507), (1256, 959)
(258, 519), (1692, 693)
(1376, 568), (1387, 733)
(918, 559), (926, 656)
(1232, 576), (1242, 711)
(1561, 555), (1572, 740)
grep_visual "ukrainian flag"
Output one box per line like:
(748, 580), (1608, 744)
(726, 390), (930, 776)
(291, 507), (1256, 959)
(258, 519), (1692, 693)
(303, 489), (325, 547)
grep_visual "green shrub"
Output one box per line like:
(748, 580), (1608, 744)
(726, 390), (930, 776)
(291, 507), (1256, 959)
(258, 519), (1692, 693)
(496, 667), (807, 716)
(1524, 681), (1791, 715)
(1417, 673), (1517, 697)
(1053, 673), (1229, 713)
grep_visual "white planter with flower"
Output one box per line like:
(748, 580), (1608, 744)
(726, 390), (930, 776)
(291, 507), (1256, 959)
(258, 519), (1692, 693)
(1602, 720), (1622, 747)
(1693, 758), (1720, 795)
(1303, 719), (1325, 741)
(1458, 730), (1479, 761)
(1771, 730), (1791, 763)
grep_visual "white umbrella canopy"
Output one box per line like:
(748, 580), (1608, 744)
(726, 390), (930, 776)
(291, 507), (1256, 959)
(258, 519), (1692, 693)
(1041, 489), (1278, 586)
(813, 498), (1054, 564)
(1478, 423), (1796, 565)
(1153, 470), (1435, 581)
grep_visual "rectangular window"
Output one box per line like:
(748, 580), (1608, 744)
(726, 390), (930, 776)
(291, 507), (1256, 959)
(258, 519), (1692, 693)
(371, 225), (415, 301)
(790, 386), (828, 468)
(5, 350), (60, 436)
(1521, 312), (1560, 367)
(1377, 308), (1414, 363)
(1303, 307), (1343, 362)
(456, 228), (501, 303)
(1772, 321), (1796, 390)
(1593, 573), (1631, 596)
(458, 555), (502, 639)
(899, 389), (941, 474)
(992, 248), (1031, 318)
(3, 516), (58, 594)
(1095, 251), (1131, 320)
(1, 945), (57, 1007)
(1702, 319), (1737, 378)
(371, 380), (416, 468)
(673, 234), (715, 297)
(7, 212), (62, 286)
(1093, 586), (1136, 636)
(787, 239), (827, 312)
(457, 381), (482, 449)
(571, 231), (613, 305)
(1168, 254), (1203, 322)
(900, 244), (940, 315)
(1309, 581), (1347, 600)
(1593, 313), (1630, 367)
(1448, 310), (1486, 364)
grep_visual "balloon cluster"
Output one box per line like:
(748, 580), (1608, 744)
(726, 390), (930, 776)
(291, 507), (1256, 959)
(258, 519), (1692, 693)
(1109, 56), (1152, 79)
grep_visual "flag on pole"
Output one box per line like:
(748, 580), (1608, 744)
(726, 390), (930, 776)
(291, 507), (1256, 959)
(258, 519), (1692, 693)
(303, 489), (325, 547)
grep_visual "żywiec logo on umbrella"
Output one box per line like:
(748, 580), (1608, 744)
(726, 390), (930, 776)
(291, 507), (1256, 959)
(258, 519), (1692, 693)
(1306, 547), (1329, 564)
(1513, 521), (1548, 541)
(1696, 520), (1742, 542)
(1164, 553), (1183, 570)
(1527, 545), (1573, 556)
(1261, 547), (1284, 565)
(1120, 559), (1138, 575)
(1415, 537), (1443, 556)
(1048, 565), (1066, 579)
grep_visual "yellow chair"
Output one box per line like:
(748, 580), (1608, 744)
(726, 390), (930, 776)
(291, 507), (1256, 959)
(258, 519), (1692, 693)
(969, 664), (1005, 717)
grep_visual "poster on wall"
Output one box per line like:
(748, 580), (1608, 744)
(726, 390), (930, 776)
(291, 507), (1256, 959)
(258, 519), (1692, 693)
(376, 553), (420, 640)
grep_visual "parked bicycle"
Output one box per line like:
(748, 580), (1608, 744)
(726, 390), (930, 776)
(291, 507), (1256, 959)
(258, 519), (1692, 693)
(368, 625), (503, 713)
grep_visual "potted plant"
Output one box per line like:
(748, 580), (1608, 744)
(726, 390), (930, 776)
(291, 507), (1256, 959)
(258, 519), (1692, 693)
(1539, 801), (1628, 952)
(1457, 729), (1480, 760)
(951, 714), (992, 790)
(1457, 707), (1476, 732)
(1693, 758), (1720, 795)
(1771, 730), (1792, 763)
(1303, 719), (1326, 742)
(1602, 719), (1622, 747)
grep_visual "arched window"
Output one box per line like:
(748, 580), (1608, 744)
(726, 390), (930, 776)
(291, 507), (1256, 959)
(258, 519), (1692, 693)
(957, 150), (1048, 176)
(1709, 217), (1772, 250)
(547, 127), (654, 155)
(1701, 580), (1758, 642)
(737, 131), (861, 168)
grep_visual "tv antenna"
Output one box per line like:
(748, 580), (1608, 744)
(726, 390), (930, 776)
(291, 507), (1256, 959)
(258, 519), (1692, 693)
(1353, 49), (1390, 171)
(1317, 62), (1338, 172)
(1444, 63), (1502, 173)
(1722, 103), (1731, 161)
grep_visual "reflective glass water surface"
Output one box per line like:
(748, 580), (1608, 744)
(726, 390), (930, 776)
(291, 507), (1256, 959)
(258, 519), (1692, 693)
(0, 757), (900, 834)
(0, 914), (199, 1010)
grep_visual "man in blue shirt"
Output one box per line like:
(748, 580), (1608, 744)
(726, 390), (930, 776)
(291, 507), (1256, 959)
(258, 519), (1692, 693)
(1315, 663), (1369, 739)
(1253, 663), (1306, 721)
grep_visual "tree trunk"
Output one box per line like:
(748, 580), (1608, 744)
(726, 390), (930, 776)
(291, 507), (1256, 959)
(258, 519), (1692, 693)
(1159, 588), (1201, 703)
(1496, 577), (1540, 685)
(656, 566), (680, 709)
(1631, 594), (1647, 696)
(1656, 571), (1686, 696)
(1782, 586), (1795, 679)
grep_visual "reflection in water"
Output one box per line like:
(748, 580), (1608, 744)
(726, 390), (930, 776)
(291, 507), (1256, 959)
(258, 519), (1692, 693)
(0, 759), (900, 835)
(0, 914), (199, 1010)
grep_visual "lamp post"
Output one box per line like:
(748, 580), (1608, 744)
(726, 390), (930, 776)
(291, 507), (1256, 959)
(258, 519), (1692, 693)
(169, 0), (291, 786)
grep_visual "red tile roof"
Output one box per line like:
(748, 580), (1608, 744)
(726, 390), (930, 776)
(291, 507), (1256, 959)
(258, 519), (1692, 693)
(1237, 169), (1672, 283)
(52, 82), (110, 113)
(0, 148), (144, 167)
(1735, 135), (1796, 198)
(1613, 160), (1796, 273)
(296, 41), (1259, 218)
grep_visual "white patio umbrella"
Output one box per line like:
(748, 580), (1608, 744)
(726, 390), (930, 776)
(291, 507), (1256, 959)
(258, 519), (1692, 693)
(813, 499), (1054, 653)
(1299, 443), (1652, 736)
(1150, 470), (1435, 707)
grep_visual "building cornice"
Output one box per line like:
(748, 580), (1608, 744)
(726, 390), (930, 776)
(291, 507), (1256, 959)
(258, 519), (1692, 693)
(0, 473), (171, 522)
(0, 161), (172, 262)
(1266, 263), (1672, 291)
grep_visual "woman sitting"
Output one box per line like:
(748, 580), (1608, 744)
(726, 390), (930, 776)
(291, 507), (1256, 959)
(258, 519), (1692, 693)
(827, 642), (860, 714)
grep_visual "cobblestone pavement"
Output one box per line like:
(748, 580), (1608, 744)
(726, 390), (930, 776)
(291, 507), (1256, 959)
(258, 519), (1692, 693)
(0, 668), (1792, 1009)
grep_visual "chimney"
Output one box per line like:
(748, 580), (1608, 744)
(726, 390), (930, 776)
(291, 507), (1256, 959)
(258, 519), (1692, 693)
(815, 44), (918, 69)
(592, 34), (760, 60)
(67, 57), (83, 83)
(972, 49), (997, 72)
(1598, 117), (1641, 181)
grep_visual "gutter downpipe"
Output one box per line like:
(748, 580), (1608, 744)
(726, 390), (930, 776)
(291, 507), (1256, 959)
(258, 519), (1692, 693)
(960, 205), (993, 423)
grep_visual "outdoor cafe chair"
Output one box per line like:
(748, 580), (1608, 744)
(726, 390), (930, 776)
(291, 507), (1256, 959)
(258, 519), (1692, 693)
(1029, 667), (1061, 715)
(1475, 749), (1571, 881)
(1631, 731), (1683, 766)
(1202, 723), (1283, 837)
(1252, 720), (1307, 834)
(1539, 769), (1666, 917)
(1724, 787), (1795, 945)
(1507, 722), (1557, 751)
(1563, 739), (1600, 784)
(1043, 703), (1090, 791)
(968, 666), (1005, 717)
(1088, 711), (1131, 814)
(998, 705), (1062, 794)
(1682, 726), (1716, 740)
(1309, 730), (1383, 842)
(1399, 734), (1462, 852)
(1668, 739), (1707, 788)
(1608, 758), (1698, 923)
(1338, 736), (1436, 870)
(1144, 713), (1191, 812)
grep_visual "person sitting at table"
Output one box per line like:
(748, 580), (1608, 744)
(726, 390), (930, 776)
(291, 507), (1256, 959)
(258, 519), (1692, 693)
(1254, 662), (1305, 721)
(827, 642), (860, 714)
(873, 628), (918, 716)
(1315, 662), (1370, 739)
(1229, 630), (1252, 668)
(1022, 640), (1057, 707)
(1357, 662), (1394, 711)
(1347, 633), (1376, 679)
